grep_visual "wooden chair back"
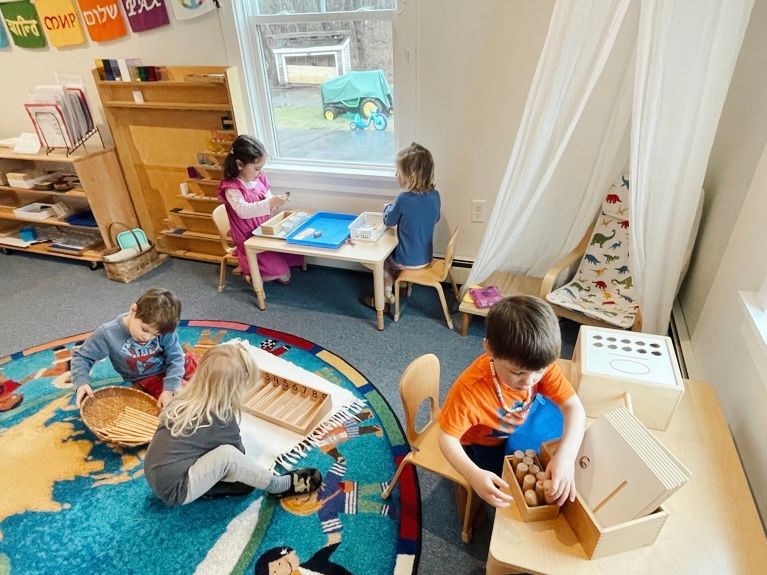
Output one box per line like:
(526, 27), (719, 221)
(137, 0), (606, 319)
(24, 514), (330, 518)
(211, 204), (232, 252)
(399, 353), (441, 447)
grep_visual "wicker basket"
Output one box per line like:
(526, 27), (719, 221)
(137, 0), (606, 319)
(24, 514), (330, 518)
(102, 222), (167, 283)
(80, 386), (160, 447)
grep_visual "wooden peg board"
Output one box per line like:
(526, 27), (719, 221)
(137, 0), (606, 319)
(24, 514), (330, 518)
(241, 370), (331, 434)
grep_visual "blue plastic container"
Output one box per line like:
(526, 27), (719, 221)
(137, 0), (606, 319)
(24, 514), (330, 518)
(285, 212), (356, 249)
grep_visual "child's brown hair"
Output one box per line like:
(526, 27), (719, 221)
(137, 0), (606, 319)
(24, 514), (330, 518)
(485, 295), (561, 371)
(134, 288), (181, 334)
(396, 142), (435, 192)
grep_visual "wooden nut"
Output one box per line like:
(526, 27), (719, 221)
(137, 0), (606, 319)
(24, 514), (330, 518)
(515, 462), (529, 482)
(524, 489), (539, 507)
(522, 474), (537, 492)
(543, 479), (556, 504)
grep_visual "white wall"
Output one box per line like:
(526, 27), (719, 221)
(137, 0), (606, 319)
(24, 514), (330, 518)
(0, 7), (228, 145)
(0, 1), (554, 263)
(678, 0), (767, 520)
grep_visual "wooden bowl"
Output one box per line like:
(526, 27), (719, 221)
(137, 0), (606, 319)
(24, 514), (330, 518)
(80, 386), (160, 447)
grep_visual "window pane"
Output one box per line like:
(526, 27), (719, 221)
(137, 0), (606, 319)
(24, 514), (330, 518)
(257, 0), (395, 16)
(257, 18), (395, 164)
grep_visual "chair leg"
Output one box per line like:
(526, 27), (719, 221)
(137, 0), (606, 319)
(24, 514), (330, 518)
(218, 259), (227, 293)
(448, 270), (460, 300)
(461, 486), (475, 543)
(382, 455), (412, 499)
(394, 279), (402, 322)
(435, 284), (454, 330)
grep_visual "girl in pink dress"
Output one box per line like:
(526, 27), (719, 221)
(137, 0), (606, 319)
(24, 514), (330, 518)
(217, 135), (303, 284)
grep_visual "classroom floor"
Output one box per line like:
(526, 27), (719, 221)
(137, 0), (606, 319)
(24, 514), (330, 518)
(0, 252), (579, 574)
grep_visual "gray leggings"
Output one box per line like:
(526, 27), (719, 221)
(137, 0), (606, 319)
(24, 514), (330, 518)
(183, 444), (274, 504)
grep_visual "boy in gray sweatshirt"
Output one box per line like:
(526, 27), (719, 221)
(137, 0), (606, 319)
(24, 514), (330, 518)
(73, 288), (197, 408)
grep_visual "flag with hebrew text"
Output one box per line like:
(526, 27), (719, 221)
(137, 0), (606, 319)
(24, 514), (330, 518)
(76, 0), (127, 41)
(0, 1), (46, 48)
(36, 0), (85, 47)
(121, 0), (169, 32)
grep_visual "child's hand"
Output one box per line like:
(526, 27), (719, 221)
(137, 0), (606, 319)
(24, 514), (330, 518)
(269, 195), (289, 210)
(157, 390), (175, 409)
(75, 384), (94, 407)
(545, 452), (578, 505)
(468, 468), (513, 508)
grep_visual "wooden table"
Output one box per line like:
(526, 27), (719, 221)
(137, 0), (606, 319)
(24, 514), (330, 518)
(486, 360), (767, 574)
(243, 227), (398, 330)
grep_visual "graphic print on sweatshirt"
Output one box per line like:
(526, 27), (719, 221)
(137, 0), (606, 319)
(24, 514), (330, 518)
(121, 338), (163, 377)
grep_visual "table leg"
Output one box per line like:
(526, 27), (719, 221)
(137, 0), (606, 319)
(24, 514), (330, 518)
(373, 262), (385, 330)
(245, 247), (266, 310)
(461, 312), (470, 336)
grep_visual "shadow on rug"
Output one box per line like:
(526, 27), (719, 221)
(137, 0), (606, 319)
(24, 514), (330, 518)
(0, 320), (420, 575)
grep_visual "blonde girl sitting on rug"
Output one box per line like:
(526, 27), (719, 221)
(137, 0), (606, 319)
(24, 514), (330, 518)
(144, 341), (322, 505)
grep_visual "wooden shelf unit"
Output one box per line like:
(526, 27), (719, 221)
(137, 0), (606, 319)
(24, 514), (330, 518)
(93, 66), (246, 264)
(0, 148), (137, 265)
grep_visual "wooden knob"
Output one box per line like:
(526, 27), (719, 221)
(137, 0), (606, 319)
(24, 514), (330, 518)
(524, 489), (540, 507)
(535, 480), (545, 502)
(524, 449), (537, 458)
(522, 456), (535, 467)
(543, 479), (556, 504)
(528, 464), (540, 476)
(522, 474), (536, 492)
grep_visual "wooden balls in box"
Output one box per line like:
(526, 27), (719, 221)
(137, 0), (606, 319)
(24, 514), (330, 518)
(572, 326), (684, 430)
(540, 439), (669, 559)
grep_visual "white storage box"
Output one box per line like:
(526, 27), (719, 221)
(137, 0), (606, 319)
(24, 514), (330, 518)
(572, 326), (684, 430)
(349, 212), (386, 242)
(13, 202), (56, 220)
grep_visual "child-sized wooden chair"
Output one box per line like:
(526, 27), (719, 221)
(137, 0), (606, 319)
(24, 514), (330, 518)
(394, 227), (461, 329)
(381, 353), (477, 543)
(211, 204), (239, 293)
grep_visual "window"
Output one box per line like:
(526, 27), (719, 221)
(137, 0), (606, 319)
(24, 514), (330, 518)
(233, 1), (404, 171)
(739, 276), (767, 392)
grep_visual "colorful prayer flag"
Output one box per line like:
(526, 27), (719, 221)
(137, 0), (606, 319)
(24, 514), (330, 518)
(36, 0), (85, 47)
(121, 0), (169, 32)
(169, 0), (216, 21)
(0, 19), (9, 48)
(0, 1), (46, 48)
(76, 0), (127, 42)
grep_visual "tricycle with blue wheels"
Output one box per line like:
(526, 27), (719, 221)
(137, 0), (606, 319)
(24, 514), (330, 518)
(350, 109), (388, 131)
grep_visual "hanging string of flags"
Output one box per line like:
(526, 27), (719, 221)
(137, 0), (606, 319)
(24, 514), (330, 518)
(0, 0), (219, 49)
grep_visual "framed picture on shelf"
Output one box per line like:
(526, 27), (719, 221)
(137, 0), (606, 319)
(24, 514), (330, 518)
(24, 103), (74, 149)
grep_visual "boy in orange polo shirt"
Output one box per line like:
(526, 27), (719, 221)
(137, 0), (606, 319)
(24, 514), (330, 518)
(438, 296), (585, 508)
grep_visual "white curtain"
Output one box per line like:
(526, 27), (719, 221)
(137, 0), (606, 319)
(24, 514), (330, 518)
(464, 0), (632, 289)
(629, 0), (753, 333)
(466, 0), (753, 334)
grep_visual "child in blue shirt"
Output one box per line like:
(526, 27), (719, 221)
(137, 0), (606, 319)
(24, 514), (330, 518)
(73, 288), (197, 409)
(373, 143), (441, 306)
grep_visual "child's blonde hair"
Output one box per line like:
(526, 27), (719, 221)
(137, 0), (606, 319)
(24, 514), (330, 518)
(396, 142), (435, 192)
(160, 341), (258, 437)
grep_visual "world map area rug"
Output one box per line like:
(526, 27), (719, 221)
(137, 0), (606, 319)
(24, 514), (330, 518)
(0, 320), (420, 575)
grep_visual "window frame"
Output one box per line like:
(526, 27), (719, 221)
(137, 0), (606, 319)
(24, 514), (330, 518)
(739, 276), (767, 393)
(230, 1), (417, 194)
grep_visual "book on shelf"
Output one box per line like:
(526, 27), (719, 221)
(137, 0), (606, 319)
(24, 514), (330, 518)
(468, 285), (503, 309)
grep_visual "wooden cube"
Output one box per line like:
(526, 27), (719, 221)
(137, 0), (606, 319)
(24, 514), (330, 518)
(241, 369), (331, 435)
(540, 439), (669, 559)
(502, 454), (560, 522)
(572, 326), (684, 430)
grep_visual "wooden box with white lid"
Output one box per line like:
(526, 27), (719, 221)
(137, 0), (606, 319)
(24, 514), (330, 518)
(572, 326), (684, 430)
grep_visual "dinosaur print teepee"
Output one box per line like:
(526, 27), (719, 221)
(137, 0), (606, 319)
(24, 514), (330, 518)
(546, 172), (639, 328)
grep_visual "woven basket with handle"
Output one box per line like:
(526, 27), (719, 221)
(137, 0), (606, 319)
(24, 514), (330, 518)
(80, 386), (160, 447)
(102, 222), (166, 283)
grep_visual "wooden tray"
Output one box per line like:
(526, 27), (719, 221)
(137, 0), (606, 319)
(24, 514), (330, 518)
(241, 370), (331, 434)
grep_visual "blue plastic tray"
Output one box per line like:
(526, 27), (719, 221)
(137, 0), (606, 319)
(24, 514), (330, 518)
(285, 212), (355, 249)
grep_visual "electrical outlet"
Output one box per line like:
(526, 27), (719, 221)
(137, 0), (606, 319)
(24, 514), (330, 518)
(471, 199), (487, 223)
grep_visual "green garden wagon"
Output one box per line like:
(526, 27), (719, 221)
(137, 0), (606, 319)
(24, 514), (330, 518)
(321, 70), (394, 120)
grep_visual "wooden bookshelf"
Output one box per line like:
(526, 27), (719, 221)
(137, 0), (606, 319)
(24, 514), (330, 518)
(0, 148), (137, 267)
(93, 66), (245, 264)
